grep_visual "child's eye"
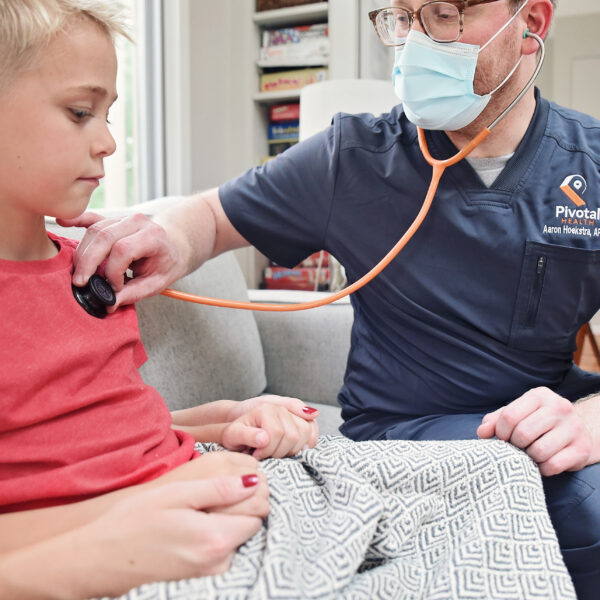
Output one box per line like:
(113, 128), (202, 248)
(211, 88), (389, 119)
(69, 108), (92, 121)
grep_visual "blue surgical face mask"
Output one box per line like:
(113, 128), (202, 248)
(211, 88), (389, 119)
(392, 0), (528, 131)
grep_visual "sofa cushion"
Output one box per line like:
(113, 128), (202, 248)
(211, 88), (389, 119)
(254, 303), (352, 407)
(137, 253), (267, 410)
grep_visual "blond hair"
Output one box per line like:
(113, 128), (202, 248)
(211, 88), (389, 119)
(0, 0), (130, 92)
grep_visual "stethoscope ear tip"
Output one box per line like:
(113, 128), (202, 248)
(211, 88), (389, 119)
(523, 27), (530, 39)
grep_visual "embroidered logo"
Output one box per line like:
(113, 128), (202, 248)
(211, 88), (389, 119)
(560, 174), (587, 207)
(543, 175), (598, 238)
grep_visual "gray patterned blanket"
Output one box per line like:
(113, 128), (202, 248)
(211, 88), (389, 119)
(105, 436), (575, 600)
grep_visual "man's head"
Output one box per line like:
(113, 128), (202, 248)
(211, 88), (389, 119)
(0, 0), (129, 95)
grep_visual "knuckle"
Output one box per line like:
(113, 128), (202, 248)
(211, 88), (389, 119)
(128, 212), (150, 226)
(556, 397), (574, 415)
(86, 220), (108, 236)
(211, 476), (234, 501)
(511, 426), (531, 448)
(213, 536), (235, 559)
(501, 409), (519, 428)
(543, 457), (562, 476)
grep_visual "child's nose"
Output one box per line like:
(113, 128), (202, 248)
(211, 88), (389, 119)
(92, 122), (116, 158)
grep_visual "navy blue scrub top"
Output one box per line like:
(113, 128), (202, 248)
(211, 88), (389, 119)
(220, 89), (600, 441)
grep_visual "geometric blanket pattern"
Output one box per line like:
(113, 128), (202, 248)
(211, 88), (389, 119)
(102, 436), (575, 600)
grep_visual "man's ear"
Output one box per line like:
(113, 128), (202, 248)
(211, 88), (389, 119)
(521, 0), (554, 55)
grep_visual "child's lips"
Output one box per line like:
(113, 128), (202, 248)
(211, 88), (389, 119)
(78, 175), (103, 186)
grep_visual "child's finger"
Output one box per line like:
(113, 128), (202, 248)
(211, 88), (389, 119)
(222, 422), (270, 452)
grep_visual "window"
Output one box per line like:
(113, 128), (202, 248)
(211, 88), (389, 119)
(89, 0), (165, 209)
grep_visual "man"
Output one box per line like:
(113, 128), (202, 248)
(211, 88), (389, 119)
(63, 1), (599, 595)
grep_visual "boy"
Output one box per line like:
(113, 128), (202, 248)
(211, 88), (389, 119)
(0, 1), (317, 596)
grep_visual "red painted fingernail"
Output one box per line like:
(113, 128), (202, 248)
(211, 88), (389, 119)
(303, 407), (318, 415)
(241, 474), (259, 488)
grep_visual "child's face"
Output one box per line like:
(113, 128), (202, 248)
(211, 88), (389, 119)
(0, 20), (118, 221)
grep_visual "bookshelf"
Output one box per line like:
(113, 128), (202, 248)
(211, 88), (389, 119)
(170, 1), (360, 288)
(253, 2), (329, 27)
(253, 2), (329, 104)
(228, 1), (360, 289)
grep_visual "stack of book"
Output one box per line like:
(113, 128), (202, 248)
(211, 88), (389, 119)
(259, 23), (329, 68)
(268, 102), (299, 157)
(263, 252), (331, 291)
(258, 23), (328, 95)
(259, 66), (328, 93)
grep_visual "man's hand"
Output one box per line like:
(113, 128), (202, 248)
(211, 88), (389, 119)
(223, 395), (319, 460)
(477, 387), (593, 476)
(57, 211), (186, 309)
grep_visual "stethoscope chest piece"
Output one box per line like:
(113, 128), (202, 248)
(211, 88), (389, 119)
(72, 275), (116, 318)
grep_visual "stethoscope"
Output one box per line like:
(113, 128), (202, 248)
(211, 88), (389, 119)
(73, 31), (545, 319)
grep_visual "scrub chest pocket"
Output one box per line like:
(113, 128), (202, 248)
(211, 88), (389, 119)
(509, 241), (600, 352)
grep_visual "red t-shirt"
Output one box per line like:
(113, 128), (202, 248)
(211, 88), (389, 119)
(0, 233), (196, 512)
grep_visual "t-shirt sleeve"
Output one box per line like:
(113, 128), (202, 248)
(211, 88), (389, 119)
(219, 123), (339, 268)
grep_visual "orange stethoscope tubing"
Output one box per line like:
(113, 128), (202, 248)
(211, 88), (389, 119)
(161, 128), (490, 312)
(161, 32), (544, 313)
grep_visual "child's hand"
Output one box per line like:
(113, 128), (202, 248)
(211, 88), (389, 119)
(222, 396), (319, 460)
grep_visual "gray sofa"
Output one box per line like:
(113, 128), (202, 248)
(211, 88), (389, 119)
(47, 208), (352, 436)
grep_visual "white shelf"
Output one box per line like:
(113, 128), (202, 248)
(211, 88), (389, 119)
(248, 289), (350, 305)
(253, 3), (329, 27)
(257, 57), (329, 68)
(253, 89), (302, 104)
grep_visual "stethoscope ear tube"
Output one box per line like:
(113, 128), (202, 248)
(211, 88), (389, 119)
(488, 31), (545, 131)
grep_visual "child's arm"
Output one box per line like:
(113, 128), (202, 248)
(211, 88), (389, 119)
(0, 451), (267, 554)
(0, 477), (264, 600)
(171, 395), (320, 459)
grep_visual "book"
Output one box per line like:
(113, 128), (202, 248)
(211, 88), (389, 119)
(260, 67), (328, 92)
(268, 121), (299, 142)
(264, 266), (330, 291)
(270, 103), (300, 122)
(260, 24), (329, 66)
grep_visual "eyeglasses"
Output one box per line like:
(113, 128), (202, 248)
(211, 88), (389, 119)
(369, 0), (503, 46)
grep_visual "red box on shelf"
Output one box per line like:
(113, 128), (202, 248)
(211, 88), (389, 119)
(270, 103), (300, 122)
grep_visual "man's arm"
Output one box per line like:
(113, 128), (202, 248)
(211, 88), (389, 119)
(58, 188), (248, 308)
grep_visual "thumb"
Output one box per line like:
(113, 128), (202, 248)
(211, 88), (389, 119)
(222, 421), (270, 451)
(56, 211), (106, 229)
